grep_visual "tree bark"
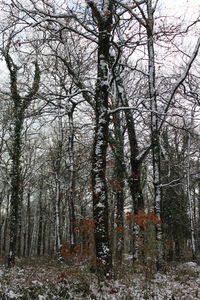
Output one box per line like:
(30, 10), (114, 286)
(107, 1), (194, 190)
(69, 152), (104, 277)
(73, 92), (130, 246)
(88, 0), (113, 277)
(113, 111), (125, 263)
(67, 110), (76, 251)
(146, 0), (163, 269)
(8, 112), (24, 267)
(187, 132), (197, 261)
(3, 50), (40, 266)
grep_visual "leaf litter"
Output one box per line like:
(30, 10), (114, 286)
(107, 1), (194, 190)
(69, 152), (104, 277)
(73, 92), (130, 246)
(0, 257), (200, 299)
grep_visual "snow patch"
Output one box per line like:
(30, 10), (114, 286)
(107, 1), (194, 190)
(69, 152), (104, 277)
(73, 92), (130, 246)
(184, 262), (198, 267)
(32, 280), (43, 286)
(178, 261), (199, 271)
(38, 296), (46, 300)
(96, 202), (105, 208)
(6, 290), (23, 299)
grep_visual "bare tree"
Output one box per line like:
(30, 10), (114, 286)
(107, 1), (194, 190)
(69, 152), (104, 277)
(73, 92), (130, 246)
(0, 31), (40, 265)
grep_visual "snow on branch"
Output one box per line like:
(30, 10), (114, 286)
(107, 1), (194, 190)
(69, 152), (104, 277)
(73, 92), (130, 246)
(159, 178), (181, 188)
(108, 106), (168, 115)
(135, 144), (151, 163)
(159, 36), (200, 131)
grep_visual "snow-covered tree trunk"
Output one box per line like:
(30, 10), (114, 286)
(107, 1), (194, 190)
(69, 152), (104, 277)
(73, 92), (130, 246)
(187, 133), (197, 261)
(67, 109), (76, 251)
(146, 0), (163, 269)
(53, 105), (63, 253)
(112, 111), (125, 263)
(123, 100), (144, 262)
(87, 0), (113, 276)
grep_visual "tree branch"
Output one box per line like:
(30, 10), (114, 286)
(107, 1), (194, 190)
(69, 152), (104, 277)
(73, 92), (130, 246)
(23, 61), (40, 109)
(159, 36), (200, 131)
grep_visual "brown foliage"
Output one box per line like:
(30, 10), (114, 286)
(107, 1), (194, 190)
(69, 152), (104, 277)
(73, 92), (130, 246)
(60, 219), (96, 260)
(114, 226), (124, 232)
(126, 210), (161, 229)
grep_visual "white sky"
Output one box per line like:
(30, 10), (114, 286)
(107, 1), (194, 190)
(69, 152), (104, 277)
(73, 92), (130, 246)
(0, 0), (199, 80)
(160, 0), (200, 21)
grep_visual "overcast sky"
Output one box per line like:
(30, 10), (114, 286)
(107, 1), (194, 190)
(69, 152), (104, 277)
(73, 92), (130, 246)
(160, 0), (200, 20)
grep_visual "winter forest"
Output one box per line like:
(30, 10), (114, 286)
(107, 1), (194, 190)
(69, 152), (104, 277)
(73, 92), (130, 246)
(0, 0), (200, 299)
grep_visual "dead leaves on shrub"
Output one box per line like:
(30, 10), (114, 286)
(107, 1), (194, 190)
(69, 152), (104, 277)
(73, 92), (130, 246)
(126, 210), (162, 229)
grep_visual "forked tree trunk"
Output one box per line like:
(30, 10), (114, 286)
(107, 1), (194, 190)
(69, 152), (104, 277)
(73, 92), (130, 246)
(114, 64), (144, 261)
(3, 50), (40, 267)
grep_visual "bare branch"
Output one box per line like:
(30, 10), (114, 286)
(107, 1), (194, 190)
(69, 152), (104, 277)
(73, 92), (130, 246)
(159, 36), (200, 130)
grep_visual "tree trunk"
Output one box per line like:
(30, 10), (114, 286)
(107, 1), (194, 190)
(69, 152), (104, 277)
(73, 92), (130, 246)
(187, 133), (197, 261)
(113, 111), (125, 263)
(26, 191), (31, 256)
(67, 110), (76, 251)
(3, 51), (40, 266)
(115, 73), (144, 262)
(88, 0), (113, 277)
(8, 113), (23, 267)
(146, 0), (163, 269)
(54, 174), (61, 253)
(37, 187), (43, 256)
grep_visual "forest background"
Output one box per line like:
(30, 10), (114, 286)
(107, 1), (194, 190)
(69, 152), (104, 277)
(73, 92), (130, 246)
(0, 0), (199, 296)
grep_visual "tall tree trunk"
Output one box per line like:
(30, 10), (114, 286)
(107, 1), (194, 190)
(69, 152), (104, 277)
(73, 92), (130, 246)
(17, 185), (24, 257)
(37, 185), (43, 256)
(43, 220), (46, 255)
(3, 50), (40, 266)
(8, 113), (23, 267)
(114, 63), (144, 213)
(88, 0), (113, 277)
(114, 66), (144, 261)
(26, 190), (31, 256)
(2, 194), (9, 254)
(146, 0), (163, 269)
(187, 132), (197, 261)
(67, 110), (76, 251)
(112, 111), (125, 263)
(53, 102), (64, 253)
(54, 176), (61, 252)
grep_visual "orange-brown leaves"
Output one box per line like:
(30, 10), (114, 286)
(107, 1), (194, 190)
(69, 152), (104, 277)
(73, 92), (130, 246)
(114, 226), (124, 232)
(107, 177), (123, 191)
(60, 219), (96, 261)
(126, 210), (161, 229)
(60, 243), (71, 259)
(79, 219), (96, 233)
(107, 178), (116, 185)
(113, 183), (123, 191)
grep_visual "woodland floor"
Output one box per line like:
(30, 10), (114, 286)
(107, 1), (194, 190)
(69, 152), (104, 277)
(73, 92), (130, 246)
(0, 256), (200, 299)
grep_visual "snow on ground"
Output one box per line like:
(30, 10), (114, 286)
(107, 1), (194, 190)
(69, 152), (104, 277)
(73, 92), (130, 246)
(0, 257), (200, 299)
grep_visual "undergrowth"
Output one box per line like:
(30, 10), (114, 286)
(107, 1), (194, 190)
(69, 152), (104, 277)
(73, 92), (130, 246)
(0, 256), (200, 299)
